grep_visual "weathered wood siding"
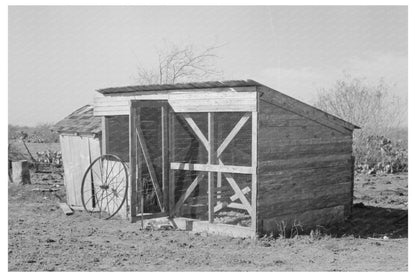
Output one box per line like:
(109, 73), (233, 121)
(169, 90), (256, 112)
(257, 97), (353, 234)
(93, 87), (256, 116)
(106, 115), (129, 162)
(60, 135), (101, 208)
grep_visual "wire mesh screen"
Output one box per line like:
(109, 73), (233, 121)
(171, 111), (253, 225)
(138, 107), (163, 213)
(172, 113), (208, 164)
(214, 173), (252, 227)
(215, 112), (252, 166)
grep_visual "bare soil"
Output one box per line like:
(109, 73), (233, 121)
(8, 167), (407, 271)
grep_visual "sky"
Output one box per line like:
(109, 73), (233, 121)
(8, 6), (408, 126)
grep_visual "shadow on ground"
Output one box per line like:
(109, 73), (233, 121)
(325, 204), (408, 239)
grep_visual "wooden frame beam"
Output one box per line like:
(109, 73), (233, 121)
(223, 171), (253, 218)
(180, 113), (209, 151)
(208, 112), (215, 223)
(136, 127), (164, 211)
(216, 112), (251, 157)
(230, 186), (251, 202)
(217, 120), (223, 206)
(168, 110), (175, 217)
(214, 202), (247, 213)
(170, 162), (253, 174)
(128, 102), (137, 222)
(251, 111), (258, 232)
(169, 109), (258, 233)
(137, 108), (144, 223)
(173, 173), (205, 215)
(161, 105), (169, 213)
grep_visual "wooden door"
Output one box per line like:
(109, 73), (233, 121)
(129, 100), (169, 221)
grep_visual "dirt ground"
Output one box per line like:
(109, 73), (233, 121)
(8, 168), (408, 271)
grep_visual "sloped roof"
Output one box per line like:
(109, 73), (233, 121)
(97, 79), (261, 94)
(96, 79), (358, 132)
(258, 85), (360, 132)
(53, 105), (101, 135)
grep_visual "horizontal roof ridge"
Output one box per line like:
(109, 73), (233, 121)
(97, 79), (262, 94)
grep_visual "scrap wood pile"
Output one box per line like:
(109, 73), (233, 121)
(8, 140), (63, 175)
(35, 150), (62, 166)
(355, 135), (408, 174)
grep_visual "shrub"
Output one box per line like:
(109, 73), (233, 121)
(8, 123), (59, 143)
(355, 135), (408, 174)
(315, 74), (407, 174)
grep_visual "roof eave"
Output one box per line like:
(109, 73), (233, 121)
(96, 79), (262, 95)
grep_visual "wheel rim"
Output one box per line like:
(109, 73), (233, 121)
(81, 154), (128, 219)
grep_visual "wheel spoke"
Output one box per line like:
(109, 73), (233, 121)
(114, 178), (126, 196)
(92, 169), (102, 186)
(103, 189), (111, 213)
(112, 175), (125, 191)
(96, 187), (105, 212)
(105, 167), (125, 188)
(81, 154), (128, 219)
(84, 194), (94, 208)
(105, 161), (117, 187)
(105, 190), (118, 213)
(98, 158), (104, 185)
(102, 159), (110, 187)
(117, 184), (125, 198)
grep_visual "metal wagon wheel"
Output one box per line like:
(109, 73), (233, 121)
(81, 154), (128, 219)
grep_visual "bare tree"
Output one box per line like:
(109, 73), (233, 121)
(315, 74), (407, 172)
(136, 42), (223, 85)
(315, 74), (405, 137)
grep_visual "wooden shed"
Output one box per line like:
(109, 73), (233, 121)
(53, 105), (103, 210)
(89, 79), (358, 237)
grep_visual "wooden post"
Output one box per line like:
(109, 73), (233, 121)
(129, 102), (137, 222)
(12, 160), (31, 185)
(101, 116), (109, 155)
(136, 107), (144, 226)
(251, 111), (258, 233)
(8, 159), (13, 183)
(168, 110), (175, 217)
(208, 112), (215, 223)
(161, 105), (169, 213)
(217, 120), (222, 205)
(350, 155), (355, 217)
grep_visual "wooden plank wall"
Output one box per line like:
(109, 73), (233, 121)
(60, 135), (101, 208)
(106, 115), (130, 162)
(168, 90), (256, 112)
(257, 98), (353, 234)
(93, 87), (256, 116)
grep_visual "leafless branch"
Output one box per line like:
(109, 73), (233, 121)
(315, 74), (406, 138)
(136, 42), (223, 85)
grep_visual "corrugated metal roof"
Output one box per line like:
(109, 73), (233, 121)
(53, 105), (101, 135)
(97, 79), (262, 94)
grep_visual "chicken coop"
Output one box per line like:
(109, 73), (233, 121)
(56, 80), (358, 237)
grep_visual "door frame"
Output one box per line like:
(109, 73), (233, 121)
(129, 100), (169, 222)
